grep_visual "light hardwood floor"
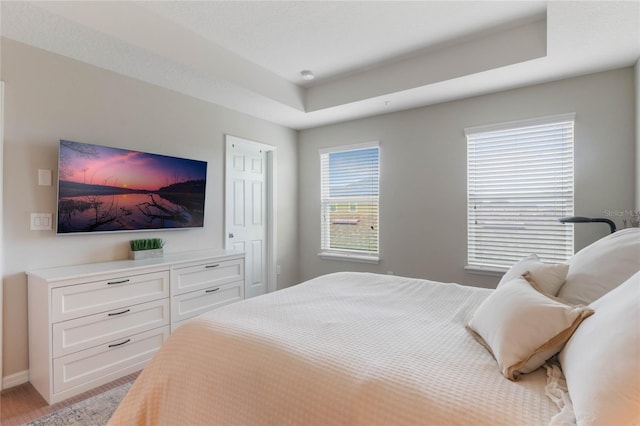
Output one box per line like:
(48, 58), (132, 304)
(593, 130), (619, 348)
(0, 372), (139, 426)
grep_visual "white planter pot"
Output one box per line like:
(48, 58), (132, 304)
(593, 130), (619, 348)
(129, 248), (164, 260)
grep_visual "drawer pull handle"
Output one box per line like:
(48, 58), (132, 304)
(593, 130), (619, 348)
(205, 264), (220, 269)
(107, 279), (130, 285)
(108, 309), (131, 317)
(108, 339), (131, 348)
(205, 287), (220, 293)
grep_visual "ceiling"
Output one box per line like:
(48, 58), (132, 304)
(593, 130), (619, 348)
(2, 1), (639, 130)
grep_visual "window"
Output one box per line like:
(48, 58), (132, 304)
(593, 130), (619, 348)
(466, 114), (574, 271)
(319, 142), (380, 262)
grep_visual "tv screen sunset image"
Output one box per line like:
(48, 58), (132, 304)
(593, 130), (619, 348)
(57, 140), (207, 233)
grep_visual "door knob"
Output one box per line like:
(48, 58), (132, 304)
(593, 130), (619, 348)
(228, 232), (234, 238)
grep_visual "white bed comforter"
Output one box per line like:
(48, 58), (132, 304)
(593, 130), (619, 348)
(108, 272), (561, 426)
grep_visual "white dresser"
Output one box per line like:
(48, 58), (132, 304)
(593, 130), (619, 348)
(27, 249), (244, 404)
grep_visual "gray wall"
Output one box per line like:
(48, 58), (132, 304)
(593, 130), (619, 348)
(1, 38), (299, 377)
(636, 60), (640, 210)
(299, 67), (636, 287)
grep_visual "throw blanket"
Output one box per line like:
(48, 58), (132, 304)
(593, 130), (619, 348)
(109, 272), (561, 425)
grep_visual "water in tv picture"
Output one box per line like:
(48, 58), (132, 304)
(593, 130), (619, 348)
(57, 140), (207, 234)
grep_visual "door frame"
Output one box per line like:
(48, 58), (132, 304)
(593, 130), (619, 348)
(224, 134), (277, 294)
(1, 82), (5, 390)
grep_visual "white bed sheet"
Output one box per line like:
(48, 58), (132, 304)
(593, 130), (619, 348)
(109, 272), (562, 425)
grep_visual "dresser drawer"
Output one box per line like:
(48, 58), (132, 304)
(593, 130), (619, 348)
(53, 326), (169, 394)
(171, 282), (242, 323)
(171, 258), (243, 296)
(52, 298), (170, 357)
(52, 271), (170, 322)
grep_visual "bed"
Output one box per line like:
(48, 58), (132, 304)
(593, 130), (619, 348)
(108, 228), (640, 426)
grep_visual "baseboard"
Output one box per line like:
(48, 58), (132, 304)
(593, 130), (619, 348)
(2, 369), (29, 390)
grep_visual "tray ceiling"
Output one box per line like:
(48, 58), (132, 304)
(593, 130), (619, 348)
(2, 1), (639, 129)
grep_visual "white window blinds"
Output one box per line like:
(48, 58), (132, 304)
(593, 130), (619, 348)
(320, 142), (380, 261)
(466, 114), (574, 269)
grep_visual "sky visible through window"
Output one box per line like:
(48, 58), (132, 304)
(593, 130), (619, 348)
(328, 147), (379, 197)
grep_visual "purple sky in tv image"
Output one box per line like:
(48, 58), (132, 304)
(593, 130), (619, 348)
(59, 141), (206, 191)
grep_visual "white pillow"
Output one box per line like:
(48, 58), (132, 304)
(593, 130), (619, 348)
(467, 274), (594, 381)
(559, 271), (640, 426)
(497, 254), (569, 296)
(558, 228), (640, 305)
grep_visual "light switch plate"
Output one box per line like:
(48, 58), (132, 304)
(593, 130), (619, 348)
(31, 213), (53, 231)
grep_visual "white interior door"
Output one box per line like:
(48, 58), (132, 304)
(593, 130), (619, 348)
(225, 136), (269, 299)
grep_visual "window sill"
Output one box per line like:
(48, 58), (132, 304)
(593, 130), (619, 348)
(318, 252), (380, 264)
(464, 265), (508, 277)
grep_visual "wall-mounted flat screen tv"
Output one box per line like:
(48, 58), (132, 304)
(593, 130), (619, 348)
(57, 140), (207, 234)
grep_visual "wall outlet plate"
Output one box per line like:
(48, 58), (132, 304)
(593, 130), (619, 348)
(38, 169), (52, 186)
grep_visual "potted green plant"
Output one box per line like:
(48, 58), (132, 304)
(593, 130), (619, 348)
(129, 238), (165, 260)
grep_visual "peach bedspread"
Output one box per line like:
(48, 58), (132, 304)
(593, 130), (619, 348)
(108, 272), (560, 425)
